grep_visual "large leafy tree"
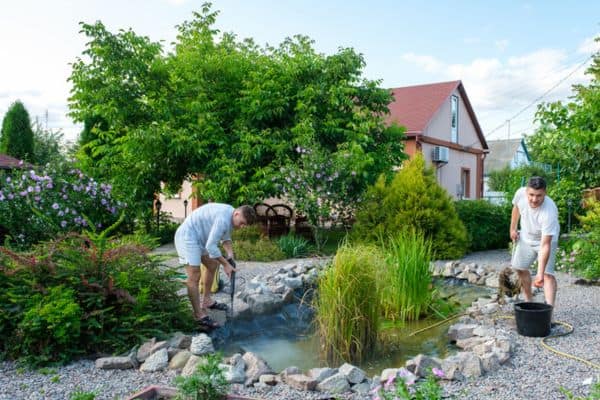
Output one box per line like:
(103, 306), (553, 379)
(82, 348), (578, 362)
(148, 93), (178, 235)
(69, 4), (406, 223)
(1, 100), (35, 162)
(528, 37), (600, 189)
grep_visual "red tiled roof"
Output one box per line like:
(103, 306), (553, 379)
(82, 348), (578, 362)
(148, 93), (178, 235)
(387, 80), (461, 134)
(0, 154), (25, 169)
(386, 80), (487, 150)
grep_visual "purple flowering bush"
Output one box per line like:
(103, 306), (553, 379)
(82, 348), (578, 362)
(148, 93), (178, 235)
(372, 367), (444, 400)
(0, 161), (125, 248)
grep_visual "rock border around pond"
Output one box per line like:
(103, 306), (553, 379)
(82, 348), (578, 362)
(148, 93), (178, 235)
(96, 258), (521, 397)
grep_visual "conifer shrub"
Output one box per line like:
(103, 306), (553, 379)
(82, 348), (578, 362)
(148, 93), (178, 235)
(352, 154), (468, 259)
(0, 100), (34, 162)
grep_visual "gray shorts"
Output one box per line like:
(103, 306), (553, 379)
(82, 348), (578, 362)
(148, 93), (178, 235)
(511, 239), (558, 276)
(174, 226), (207, 267)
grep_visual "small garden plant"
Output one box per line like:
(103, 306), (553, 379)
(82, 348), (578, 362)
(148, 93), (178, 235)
(174, 353), (229, 400)
(372, 368), (445, 400)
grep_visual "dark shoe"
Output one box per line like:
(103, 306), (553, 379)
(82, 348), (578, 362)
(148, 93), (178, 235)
(207, 301), (228, 311)
(196, 315), (221, 329)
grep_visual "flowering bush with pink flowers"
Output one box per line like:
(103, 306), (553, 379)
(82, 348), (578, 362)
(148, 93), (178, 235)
(0, 161), (126, 248)
(372, 367), (444, 400)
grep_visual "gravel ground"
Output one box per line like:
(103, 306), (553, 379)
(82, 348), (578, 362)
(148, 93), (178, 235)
(1, 247), (598, 400)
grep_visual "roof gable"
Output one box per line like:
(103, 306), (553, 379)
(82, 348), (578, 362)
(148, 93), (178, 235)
(484, 138), (530, 174)
(386, 80), (488, 149)
(0, 154), (25, 169)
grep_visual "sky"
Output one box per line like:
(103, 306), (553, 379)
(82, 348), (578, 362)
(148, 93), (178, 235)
(1, 0), (599, 144)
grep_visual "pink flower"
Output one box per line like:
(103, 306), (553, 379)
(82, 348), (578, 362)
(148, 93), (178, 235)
(432, 367), (445, 378)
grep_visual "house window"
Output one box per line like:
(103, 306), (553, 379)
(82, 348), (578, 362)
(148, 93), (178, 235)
(460, 168), (471, 199)
(451, 95), (459, 143)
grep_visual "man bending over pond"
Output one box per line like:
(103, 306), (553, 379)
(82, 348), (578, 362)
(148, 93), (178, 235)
(175, 203), (256, 329)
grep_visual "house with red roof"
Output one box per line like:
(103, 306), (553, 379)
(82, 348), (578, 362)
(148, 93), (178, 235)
(0, 154), (26, 170)
(387, 80), (489, 199)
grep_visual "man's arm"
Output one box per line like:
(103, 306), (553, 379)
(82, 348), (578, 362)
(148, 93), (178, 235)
(510, 205), (520, 241)
(222, 240), (234, 260)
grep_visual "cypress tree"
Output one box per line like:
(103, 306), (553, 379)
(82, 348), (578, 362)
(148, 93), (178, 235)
(0, 100), (35, 162)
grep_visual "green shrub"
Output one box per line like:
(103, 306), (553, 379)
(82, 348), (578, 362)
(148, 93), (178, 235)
(1, 100), (34, 162)
(380, 231), (434, 322)
(70, 390), (97, 400)
(232, 224), (265, 242)
(175, 353), (229, 400)
(455, 200), (511, 251)
(233, 238), (286, 262)
(0, 224), (195, 366)
(277, 234), (313, 258)
(16, 286), (82, 366)
(315, 243), (381, 365)
(352, 154), (468, 259)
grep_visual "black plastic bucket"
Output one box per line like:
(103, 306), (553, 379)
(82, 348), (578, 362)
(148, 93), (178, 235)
(514, 302), (553, 337)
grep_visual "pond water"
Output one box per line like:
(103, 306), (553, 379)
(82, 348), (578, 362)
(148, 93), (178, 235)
(213, 278), (492, 375)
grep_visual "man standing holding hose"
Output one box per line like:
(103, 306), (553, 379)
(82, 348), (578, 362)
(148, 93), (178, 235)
(174, 203), (256, 329)
(510, 176), (560, 306)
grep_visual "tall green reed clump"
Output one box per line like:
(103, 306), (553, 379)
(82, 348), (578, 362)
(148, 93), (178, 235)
(380, 231), (434, 322)
(315, 243), (382, 365)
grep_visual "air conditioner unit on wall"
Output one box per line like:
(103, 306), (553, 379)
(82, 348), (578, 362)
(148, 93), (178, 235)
(432, 146), (449, 163)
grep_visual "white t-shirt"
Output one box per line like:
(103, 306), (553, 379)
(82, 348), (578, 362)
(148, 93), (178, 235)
(512, 187), (560, 245)
(179, 203), (234, 258)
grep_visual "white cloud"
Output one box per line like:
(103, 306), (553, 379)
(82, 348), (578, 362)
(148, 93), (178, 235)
(495, 39), (509, 52)
(577, 35), (600, 54)
(401, 52), (444, 73)
(401, 43), (592, 140)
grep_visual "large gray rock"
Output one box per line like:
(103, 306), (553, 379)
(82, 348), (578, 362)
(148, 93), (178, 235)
(316, 372), (350, 393)
(190, 333), (214, 355)
(405, 354), (441, 378)
(441, 352), (482, 380)
(136, 338), (157, 362)
(339, 363), (366, 384)
(351, 381), (372, 396)
(140, 348), (169, 372)
(181, 355), (202, 377)
(168, 332), (192, 349)
(95, 356), (135, 370)
(285, 374), (317, 391)
(308, 367), (337, 383)
(448, 323), (478, 342)
(169, 350), (191, 370)
(243, 352), (274, 386)
(245, 293), (283, 315)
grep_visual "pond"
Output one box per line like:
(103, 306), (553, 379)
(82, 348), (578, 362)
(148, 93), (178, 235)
(213, 278), (492, 375)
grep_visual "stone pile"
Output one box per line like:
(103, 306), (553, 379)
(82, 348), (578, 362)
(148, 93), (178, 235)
(96, 258), (521, 397)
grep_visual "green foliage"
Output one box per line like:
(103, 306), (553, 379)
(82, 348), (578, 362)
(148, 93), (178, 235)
(380, 231), (434, 322)
(547, 179), (585, 229)
(32, 121), (66, 165)
(68, 4), (406, 224)
(377, 369), (445, 400)
(1, 100), (34, 162)
(231, 224), (265, 242)
(15, 286), (82, 366)
(277, 234), (313, 258)
(527, 36), (600, 189)
(0, 229), (195, 366)
(0, 160), (126, 249)
(233, 237), (286, 262)
(69, 390), (97, 400)
(352, 154), (468, 259)
(316, 243), (381, 365)
(455, 200), (511, 251)
(488, 164), (553, 196)
(175, 353), (229, 400)
(559, 380), (600, 400)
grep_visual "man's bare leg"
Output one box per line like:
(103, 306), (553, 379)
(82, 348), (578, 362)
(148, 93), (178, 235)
(516, 269), (533, 302)
(544, 274), (557, 306)
(185, 265), (204, 320)
(200, 255), (219, 308)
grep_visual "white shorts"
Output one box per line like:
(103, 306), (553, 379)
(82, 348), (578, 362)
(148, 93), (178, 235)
(511, 239), (558, 276)
(174, 226), (207, 267)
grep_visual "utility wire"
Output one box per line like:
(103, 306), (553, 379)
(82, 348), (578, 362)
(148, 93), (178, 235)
(483, 53), (594, 139)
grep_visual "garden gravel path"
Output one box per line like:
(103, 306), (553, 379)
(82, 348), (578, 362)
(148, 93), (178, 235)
(1, 246), (598, 400)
